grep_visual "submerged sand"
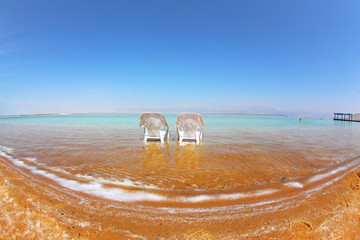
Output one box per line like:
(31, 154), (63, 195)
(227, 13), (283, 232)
(1, 153), (360, 240)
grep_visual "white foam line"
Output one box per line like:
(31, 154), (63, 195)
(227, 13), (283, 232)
(0, 145), (13, 154)
(302, 159), (360, 199)
(284, 182), (303, 188)
(176, 189), (279, 203)
(253, 189), (278, 196)
(74, 173), (160, 190)
(2, 148), (359, 205)
(97, 177), (159, 190)
(157, 197), (289, 214)
(307, 159), (360, 184)
(0, 150), (283, 203)
(0, 151), (165, 202)
(305, 175), (343, 198)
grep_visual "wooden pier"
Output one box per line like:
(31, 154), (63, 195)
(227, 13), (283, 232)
(333, 113), (360, 122)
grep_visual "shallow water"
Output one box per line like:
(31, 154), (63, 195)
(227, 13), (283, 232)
(0, 114), (360, 207)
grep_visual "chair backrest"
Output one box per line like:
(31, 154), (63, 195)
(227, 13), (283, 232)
(139, 113), (168, 137)
(175, 113), (205, 138)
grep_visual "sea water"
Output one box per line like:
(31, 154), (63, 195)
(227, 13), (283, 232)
(0, 114), (360, 205)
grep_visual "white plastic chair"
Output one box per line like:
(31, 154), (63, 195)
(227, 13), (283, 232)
(139, 113), (169, 143)
(176, 113), (205, 145)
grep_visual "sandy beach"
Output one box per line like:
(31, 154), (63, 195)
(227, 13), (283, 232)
(1, 151), (360, 239)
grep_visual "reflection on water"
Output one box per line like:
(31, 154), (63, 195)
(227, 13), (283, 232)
(174, 143), (204, 171)
(140, 142), (205, 171)
(141, 142), (169, 169)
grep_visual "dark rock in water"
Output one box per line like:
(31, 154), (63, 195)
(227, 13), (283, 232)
(86, 173), (93, 177)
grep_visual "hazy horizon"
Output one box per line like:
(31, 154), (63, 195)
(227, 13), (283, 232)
(1, 1), (359, 116)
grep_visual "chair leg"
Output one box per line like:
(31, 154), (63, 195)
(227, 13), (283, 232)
(143, 128), (148, 143)
(196, 131), (200, 145)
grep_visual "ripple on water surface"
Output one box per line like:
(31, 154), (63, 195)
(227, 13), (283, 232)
(0, 114), (360, 209)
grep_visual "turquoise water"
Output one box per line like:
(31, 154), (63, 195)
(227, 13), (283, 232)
(1, 113), (357, 145)
(0, 113), (336, 129)
(0, 113), (360, 204)
(1, 113), (359, 152)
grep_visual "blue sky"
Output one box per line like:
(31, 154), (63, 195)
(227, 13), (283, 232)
(0, 0), (359, 116)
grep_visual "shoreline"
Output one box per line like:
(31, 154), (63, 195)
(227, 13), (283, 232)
(1, 153), (360, 239)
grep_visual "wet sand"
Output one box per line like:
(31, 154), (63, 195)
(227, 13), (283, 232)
(1, 152), (360, 240)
